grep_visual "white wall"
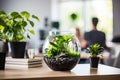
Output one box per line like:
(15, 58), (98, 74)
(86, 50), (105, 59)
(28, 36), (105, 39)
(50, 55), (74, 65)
(0, 0), (51, 52)
(51, 0), (60, 21)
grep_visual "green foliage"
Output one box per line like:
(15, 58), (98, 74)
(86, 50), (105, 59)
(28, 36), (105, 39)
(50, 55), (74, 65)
(87, 44), (104, 57)
(70, 13), (78, 21)
(0, 10), (40, 42)
(46, 35), (80, 58)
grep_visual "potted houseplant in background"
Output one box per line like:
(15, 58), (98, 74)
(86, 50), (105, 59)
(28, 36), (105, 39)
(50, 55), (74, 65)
(69, 12), (79, 27)
(87, 44), (104, 68)
(43, 31), (81, 71)
(0, 10), (40, 58)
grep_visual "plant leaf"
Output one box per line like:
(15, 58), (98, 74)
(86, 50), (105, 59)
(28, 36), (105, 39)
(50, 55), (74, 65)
(0, 10), (6, 14)
(0, 25), (4, 31)
(32, 15), (40, 22)
(21, 21), (27, 27)
(6, 20), (13, 26)
(14, 17), (23, 22)
(28, 20), (34, 27)
(10, 12), (20, 19)
(17, 34), (24, 41)
(21, 11), (30, 19)
(50, 42), (58, 48)
(27, 34), (30, 39)
(29, 30), (35, 35)
(0, 10), (7, 19)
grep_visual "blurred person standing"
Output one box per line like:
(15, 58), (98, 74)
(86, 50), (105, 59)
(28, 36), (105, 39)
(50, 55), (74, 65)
(84, 17), (109, 50)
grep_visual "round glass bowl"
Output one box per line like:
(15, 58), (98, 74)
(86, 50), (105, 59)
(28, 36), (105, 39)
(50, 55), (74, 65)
(43, 31), (81, 71)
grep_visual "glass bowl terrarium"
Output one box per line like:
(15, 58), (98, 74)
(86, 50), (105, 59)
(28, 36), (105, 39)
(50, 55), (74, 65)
(43, 31), (81, 71)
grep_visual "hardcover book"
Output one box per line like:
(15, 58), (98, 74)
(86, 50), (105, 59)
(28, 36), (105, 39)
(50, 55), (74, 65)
(5, 57), (43, 69)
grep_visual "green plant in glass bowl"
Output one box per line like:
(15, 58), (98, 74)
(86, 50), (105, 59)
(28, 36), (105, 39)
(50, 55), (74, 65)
(43, 31), (81, 71)
(87, 44), (104, 68)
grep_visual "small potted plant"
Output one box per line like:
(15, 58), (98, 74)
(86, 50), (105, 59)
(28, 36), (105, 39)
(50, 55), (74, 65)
(0, 10), (40, 58)
(43, 31), (80, 71)
(87, 44), (104, 68)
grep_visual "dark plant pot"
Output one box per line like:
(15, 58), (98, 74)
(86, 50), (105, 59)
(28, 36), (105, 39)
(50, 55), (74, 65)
(2, 42), (9, 54)
(0, 52), (6, 70)
(0, 41), (8, 54)
(10, 42), (26, 58)
(44, 56), (80, 71)
(90, 57), (100, 68)
(0, 41), (8, 70)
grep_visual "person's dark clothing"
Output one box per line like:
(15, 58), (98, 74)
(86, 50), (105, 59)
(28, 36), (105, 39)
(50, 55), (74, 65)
(84, 30), (106, 48)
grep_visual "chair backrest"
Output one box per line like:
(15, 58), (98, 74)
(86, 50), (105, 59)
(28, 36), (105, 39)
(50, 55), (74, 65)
(112, 36), (120, 43)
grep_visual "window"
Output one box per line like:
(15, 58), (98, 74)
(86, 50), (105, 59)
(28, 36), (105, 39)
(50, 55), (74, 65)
(59, 0), (113, 41)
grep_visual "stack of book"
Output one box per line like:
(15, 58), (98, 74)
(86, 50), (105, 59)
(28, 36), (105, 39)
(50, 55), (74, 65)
(5, 57), (42, 69)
